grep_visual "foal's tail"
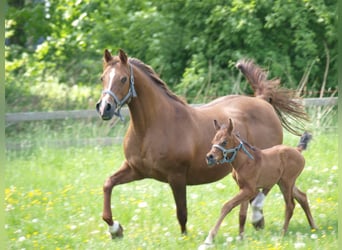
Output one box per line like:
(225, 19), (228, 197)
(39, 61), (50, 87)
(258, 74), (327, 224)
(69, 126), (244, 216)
(236, 59), (310, 136)
(296, 132), (312, 153)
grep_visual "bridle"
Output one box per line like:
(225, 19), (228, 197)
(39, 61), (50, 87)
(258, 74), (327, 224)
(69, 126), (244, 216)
(102, 63), (137, 121)
(212, 134), (254, 164)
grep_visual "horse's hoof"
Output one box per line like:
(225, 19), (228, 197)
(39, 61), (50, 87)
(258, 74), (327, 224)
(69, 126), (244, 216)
(252, 216), (265, 230)
(109, 221), (124, 239)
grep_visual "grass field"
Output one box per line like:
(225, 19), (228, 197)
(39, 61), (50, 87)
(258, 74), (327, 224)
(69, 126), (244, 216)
(5, 119), (338, 249)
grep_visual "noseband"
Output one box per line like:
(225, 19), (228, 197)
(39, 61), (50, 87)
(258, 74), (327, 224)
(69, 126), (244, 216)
(213, 138), (254, 164)
(102, 63), (137, 121)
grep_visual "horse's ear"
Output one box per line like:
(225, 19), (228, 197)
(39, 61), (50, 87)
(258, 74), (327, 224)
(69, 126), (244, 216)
(118, 49), (128, 64)
(213, 119), (220, 131)
(104, 49), (112, 63)
(227, 118), (234, 135)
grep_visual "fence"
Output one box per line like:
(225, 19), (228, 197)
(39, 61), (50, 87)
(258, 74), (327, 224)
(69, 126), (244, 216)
(5, 97), (338, 124)
(5, 97), (338, 150)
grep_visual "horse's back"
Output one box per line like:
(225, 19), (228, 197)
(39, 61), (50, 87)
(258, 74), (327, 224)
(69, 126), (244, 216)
(195, 95), (283, 148)
(262, 145), (305, 179)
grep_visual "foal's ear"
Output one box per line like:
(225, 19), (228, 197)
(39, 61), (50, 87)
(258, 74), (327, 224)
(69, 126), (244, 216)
(227, 118), (234, 135)
(104, 49), (112, 63)
(213, 119), (221, 131)
(118, 49), (128, 64)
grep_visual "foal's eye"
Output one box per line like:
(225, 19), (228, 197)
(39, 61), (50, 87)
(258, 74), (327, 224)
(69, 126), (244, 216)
(121, 77), (127, 84)
(221, 140), (227, 146)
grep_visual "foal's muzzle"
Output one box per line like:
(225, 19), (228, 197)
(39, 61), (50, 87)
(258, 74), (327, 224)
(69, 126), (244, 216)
(96, 99), (116, 120)
(206, 153), (218, 166)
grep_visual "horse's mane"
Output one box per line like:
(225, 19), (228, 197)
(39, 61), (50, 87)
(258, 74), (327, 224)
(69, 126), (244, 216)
(129, 58), (187, 105)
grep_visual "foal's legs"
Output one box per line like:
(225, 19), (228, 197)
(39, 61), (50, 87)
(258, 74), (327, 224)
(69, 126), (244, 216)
(251, 188), (270, 229)
(278, 181), (296, 234)
(238, 200), (249, 238)
(103, 160), (144, 238)
(203, 188), (255, 245)
(293, 186), (317, 229)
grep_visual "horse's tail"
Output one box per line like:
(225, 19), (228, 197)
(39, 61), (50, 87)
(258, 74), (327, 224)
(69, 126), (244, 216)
(296, 132), (312, 152)
(236, 59), (310, 136)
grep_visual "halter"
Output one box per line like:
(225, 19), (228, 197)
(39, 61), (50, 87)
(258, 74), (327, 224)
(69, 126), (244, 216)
(213, 138), (254, 164)
(102, 63), (137, 121)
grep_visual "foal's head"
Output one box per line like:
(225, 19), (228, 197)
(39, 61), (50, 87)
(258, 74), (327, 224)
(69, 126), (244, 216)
(96, 49), (137, 120)
(206, 118), (238, 166)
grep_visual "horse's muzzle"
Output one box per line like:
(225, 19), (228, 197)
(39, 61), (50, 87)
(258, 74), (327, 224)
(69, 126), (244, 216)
(96, 99), (115, 120)
(206, 154), (216, 166)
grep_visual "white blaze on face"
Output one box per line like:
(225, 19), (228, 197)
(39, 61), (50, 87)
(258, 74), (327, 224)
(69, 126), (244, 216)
(103, 68), (116, 102)
(109, 68), (116, 86)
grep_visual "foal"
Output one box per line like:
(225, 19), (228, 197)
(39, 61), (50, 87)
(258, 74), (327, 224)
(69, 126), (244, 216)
(202, 118), (317, 245)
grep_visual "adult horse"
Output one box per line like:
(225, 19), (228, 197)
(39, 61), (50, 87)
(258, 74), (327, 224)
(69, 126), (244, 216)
(95, 49), (308, 238)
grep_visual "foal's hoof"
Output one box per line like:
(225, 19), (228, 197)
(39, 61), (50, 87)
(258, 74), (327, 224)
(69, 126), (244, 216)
(109, 221), (124, 239)
(198, 243), (214, 250)
(252, 216), (265, 230)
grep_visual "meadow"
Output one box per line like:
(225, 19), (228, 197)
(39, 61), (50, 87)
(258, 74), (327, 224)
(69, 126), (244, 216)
(5, 113), (338, 249)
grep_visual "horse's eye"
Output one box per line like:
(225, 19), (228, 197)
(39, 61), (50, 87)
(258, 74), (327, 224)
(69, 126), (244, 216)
(221, 140), (227, 147)
(121, 77), (127, 84)
(100, 77), (103, 82)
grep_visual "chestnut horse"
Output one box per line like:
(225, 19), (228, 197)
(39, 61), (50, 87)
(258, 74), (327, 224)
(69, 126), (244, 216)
(202, 119), (316, 246)
(95, 49), (308, 238)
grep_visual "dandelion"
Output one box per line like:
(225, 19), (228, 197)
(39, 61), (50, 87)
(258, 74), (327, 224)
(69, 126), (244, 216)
(18, 236), (26, 242)
(294, 242), (306, 249)
(316, 197), (323, 203)
(138, 201), (148, 208)
(226, 236), (234, 242)
(215, 183), (226, 189)
(66, 224), (77, 230)
(311, 234), (318, 239)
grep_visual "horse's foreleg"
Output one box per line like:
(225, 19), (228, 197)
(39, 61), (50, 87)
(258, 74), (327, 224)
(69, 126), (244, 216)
(238, 201), (249, 238)
(168, 174), (187, 235)
(202, 189), (253, 246)
(103, 160), (143, 239)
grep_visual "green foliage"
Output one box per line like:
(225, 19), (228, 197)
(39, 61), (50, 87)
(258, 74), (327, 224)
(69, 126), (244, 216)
(5, 0), (337, 111)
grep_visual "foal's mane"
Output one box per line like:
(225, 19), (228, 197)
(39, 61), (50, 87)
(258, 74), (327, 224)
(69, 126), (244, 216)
(129, 58), (187, 105)
(235, 132), (256, 152)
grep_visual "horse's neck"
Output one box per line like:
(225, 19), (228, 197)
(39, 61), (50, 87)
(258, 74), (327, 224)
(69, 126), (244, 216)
(127, 69), (180, 132)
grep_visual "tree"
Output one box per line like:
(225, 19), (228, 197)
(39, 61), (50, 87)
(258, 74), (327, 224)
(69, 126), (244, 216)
(5, 0), (337, 111)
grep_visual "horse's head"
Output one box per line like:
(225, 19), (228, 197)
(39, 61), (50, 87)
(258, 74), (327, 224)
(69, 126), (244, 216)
(206, 118), (236, 166)
(96, 49), (137, 120)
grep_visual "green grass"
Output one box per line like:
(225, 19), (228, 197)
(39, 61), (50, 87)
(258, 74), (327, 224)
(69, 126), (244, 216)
(5, 121), (338, 249)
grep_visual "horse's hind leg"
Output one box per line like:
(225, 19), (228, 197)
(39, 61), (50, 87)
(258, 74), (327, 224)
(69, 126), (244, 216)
(251, 188), (270, 230)
(278, 181), (295, 235)
(103, 160), (144, 238)
(293, 186), (317, 229)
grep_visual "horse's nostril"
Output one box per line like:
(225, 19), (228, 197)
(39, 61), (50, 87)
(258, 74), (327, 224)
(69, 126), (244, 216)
(106, 103), (112, 111)
(96, 102), (100, 111)
(207, 154), (214, 160)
